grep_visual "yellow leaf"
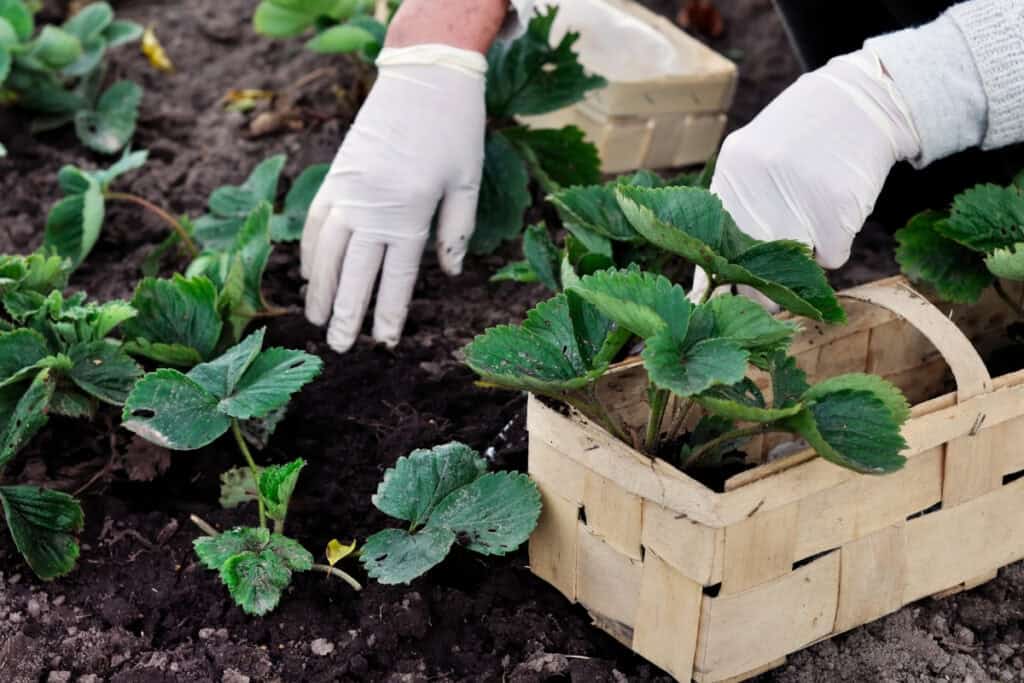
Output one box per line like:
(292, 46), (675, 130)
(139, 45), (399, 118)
(326, 538), (356, 567)
(222, 89), (275, 113)
(142, 25), (173, 73)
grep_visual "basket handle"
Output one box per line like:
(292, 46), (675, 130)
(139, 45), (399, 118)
(841, 277), (992, 403)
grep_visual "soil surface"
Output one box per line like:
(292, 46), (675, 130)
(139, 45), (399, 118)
(0, 1), (1017, 682)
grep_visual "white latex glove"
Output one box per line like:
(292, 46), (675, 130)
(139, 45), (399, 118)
(302, 45), (486, 352)
(692, 49), (922, 304)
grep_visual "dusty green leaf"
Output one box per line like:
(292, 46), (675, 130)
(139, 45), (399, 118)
(985, 244), (1024, 280)
(769, 353), (810, 409)
(0, 329), (49, 384)
(0, 485), (83, 580)
(219, 466), (260, 510)
(361, 527), (455, 585)
(44, 176), (104, 269)
(801, 373), (910, 425)
(522, 223), (560, 291)
(569, 268), (692, 341)
(696, 378), (802, 423)
(0, 369), (55, 467)
(217, 346), (321, 420)
(30, 26), (82, 69)
(703, 295), (797, 358)
(62, 2), (114, 43)
(486, 6), (605, 117)
(122, 369), (231, 450)
(122, 275), (222, 364)
(0, 0), (32, 41)
(194, 526), (269, 571)
(550, 184), (638, 243)
(75, 80), (141, 155)
(643, 333), (748, 398)
(427, 472), (541, 555)
(220, 549), (293, 616)
(503, 125), (601, 189)
(67, 341), (142, 405)
(275, 163), (328, 241)
(253, 1), (316, 37)
(490, 260), (538, 284)
(940, 183), (1024, 253)
(372, 442), (487, 528)
(472, 132), (531, 255)
(258, 458), (305, 522)
(895, 210), (992, 303)
(305, 23), (375, 53)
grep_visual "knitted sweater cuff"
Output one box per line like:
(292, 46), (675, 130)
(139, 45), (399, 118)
(948, 0), (1024, 151)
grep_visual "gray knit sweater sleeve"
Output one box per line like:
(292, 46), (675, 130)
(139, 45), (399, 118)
(865, 0), (1024, 168)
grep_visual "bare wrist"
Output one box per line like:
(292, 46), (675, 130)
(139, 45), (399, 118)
(384, 0), (508, 54)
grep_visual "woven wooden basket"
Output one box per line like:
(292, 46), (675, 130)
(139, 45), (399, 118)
(527, 276), (1024, 682)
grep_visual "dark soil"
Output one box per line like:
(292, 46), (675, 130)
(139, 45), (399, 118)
(0, 2), (1019, 683)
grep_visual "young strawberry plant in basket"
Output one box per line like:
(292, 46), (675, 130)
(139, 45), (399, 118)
(0, 250), (144, 580)
(0, 1), (144, 154)
(467, 185), (911, 476)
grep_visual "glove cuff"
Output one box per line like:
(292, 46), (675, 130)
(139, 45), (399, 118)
(376, 44), (488, 78)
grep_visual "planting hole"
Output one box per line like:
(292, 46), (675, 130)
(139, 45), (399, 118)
(130, 408), (156, 419)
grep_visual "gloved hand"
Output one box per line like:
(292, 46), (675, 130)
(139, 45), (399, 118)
(302, 45), (487, 352)
(692, 49), (922, 303)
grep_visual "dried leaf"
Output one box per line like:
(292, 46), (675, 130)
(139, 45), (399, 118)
(141, 24), (172, 72)
(326, 538), (356, 567)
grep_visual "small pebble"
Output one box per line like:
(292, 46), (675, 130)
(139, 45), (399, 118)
(9, 611), (22, 623)
(46, 672), (71, 683)
(199, 627), (216, 640)
(8, 573), (21, 585)
(222, 670), (250, 683)
(996, 644), (1015, 659)
(53, 596), (66, 607)
(78, 676), (100, 683)
(311, 638), (335, 656)
(955, 625), (975, 646)
(26, 599), (41, 619)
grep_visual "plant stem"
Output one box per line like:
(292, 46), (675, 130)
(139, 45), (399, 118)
(667, 397), (694, 442)
(644, 387), (670, 453)
(232, 419), (266, 530)
(190, 514), (219, 537)
(699, 275), (717, 304)
(105, 192), (199, 257)
(567, 389), (628, 444)
(312, 564), (363, 591)
(994, 280), (1024, 319)
(683, 425), (774, 468)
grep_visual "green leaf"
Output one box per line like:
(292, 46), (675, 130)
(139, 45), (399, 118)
(219, 466), (260, 510)
(241, 154), (286, 204)
(567, 289), (623, 369)
(0, 329), (49, 384)
(522, 223), (560, 291)
(253, 1), (317, 37)
(266, 533), (313, 571)
(61, 35), (104, 78)
(187, 327), (265, 398)
(696, 379), (802, 423)
(121, 369), (231, 450)
(503, 125), (602, 189)
(275, 163), (329, 242)
(642, 333), (748, 398)
(485, 6), (606, 117)
(103, 19), (143, 46)
(259, 459), (305, 522)
(0, 0), (32, 41)
(0, 485), (83, 580)
(895, 210), (993, 303)
(781, 390), (906, 474)
(471, 132), (531, 255)
(427, 472), (541, 555)
(465, 294), (611, 396)
(361, 527), (455, 585)
(30, 26), (83, 69)
(569, 268), (692, 340)
(89, 147), (148, 189)
(0, 369), (55, 467)
(550, 184), (638, 243)
(490, 260), (538, 284)
(801, 373), (910, 425)
(67, 341), (142, 405)
(63, 2), (114, 42)
(44, 177), (104, 269)
(220, 549), (292, 616)
(985, 244), (1024, 280)
(305, 23), (375, 53)
(703, 295), (797, 358)
(50, 387), (94, 418)
(216, 346), (322, 419)
(194, 526), (269, 570)
(75, 80), (141, 155)
(939, 183), (1024, 253)
(371, 442), (487, 528)
(769, 353), (809, 409)
(122, 275), (223, 364)
(0, 45), (10, 83)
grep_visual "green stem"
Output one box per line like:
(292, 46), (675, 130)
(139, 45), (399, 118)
(683, 425), (775, 468)
(566, 389), (628, 444)
(313, 564), (363, 591)
(699, 274), (717, 304)
(667, 397), (694, 441)
(644, 387), (670, 453)
(190, 514), (219, 537)
(105, 192), (199, 258)
(232, 419), (266, 530)
(994, 280), (1024, 319)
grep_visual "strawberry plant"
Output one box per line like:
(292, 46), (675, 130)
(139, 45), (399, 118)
(0, 251), (145, 580)
(253, 0), (390, 61)
(0, 1), (143, 154)
(467, 186), (910, 475)
(361, 442), (541, 584)
(119, 327), (359, 615)
(896, 173), (1024, 315)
